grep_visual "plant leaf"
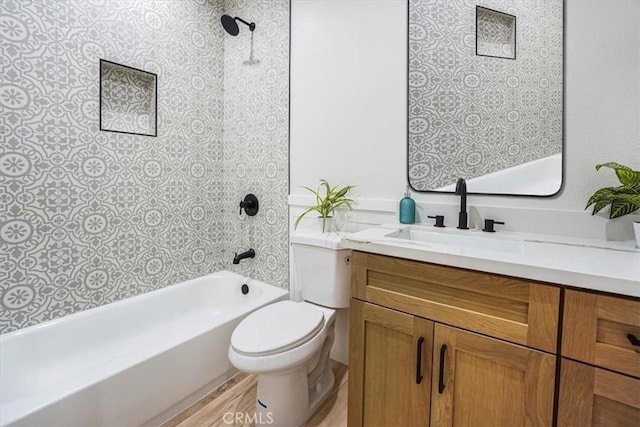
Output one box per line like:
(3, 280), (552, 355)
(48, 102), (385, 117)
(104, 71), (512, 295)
(592, 197), (615, 215)
(294, 206), (321, 229)
(595, 162), (632, 172)
(300, 185), (320, 205)
(609, 195), (640, 219)
(334, 185), (355, 199)
(587, 163), (640, 218)
(320, 179), (331, 195)
(325, 199), (353, 216)
(594, 162), (640, 186)
(619, 193), (640, 205)
(297, 180), (355, 227)
(615, 184), (640, 197)
(585, 187), (615, 210)
(615, 169), (640, 186)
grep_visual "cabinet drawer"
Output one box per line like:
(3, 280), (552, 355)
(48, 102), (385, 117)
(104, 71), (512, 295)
(562, 290), (640, 377)
(351, 251), (560, 353)
(558, 358), (640, 426)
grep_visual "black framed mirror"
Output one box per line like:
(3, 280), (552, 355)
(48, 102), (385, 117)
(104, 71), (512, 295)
(408, 0), (564, 196)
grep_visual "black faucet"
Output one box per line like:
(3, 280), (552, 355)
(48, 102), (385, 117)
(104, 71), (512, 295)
(233, 248), (255, 264)
(455, 178), (469, 230)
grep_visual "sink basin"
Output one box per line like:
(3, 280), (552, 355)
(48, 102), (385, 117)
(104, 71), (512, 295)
(385, 226), (523, 253)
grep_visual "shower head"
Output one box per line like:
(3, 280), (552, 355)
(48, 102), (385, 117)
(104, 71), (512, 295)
(221, 14), (255, 36)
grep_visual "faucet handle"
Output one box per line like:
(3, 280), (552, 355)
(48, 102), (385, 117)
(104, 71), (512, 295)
(427, 215), (446, 228)
(239, 194), (259, 216)
(482, 219), (505, 233)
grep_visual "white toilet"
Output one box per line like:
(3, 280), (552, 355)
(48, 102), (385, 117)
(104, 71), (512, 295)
(228, 230), (351, 426)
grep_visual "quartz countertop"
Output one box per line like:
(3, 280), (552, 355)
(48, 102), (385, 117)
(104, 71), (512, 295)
(340, 224), (640, 298)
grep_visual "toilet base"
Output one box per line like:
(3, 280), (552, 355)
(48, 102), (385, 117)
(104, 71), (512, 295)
(307, 366), (335, 421)
(254, 364), (335, 426)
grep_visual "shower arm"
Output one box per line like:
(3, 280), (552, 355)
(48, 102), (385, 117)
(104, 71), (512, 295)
(235, 17), (256, 32)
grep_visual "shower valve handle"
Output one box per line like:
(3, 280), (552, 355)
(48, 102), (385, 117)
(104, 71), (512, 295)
(239, 194), (259, 216)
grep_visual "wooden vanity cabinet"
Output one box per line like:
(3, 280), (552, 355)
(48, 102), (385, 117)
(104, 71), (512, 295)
(348, 251), (559, 426)
(557, 290), (640, 426)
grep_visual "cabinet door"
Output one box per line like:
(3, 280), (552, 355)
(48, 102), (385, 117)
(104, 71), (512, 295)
(558, 358), (640, 426)
(348, 299), (433, 427)
(431, 324), (555, 427)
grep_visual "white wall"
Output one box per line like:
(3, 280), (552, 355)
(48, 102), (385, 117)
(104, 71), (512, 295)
(290, 0), (640, 240)
(291, 0), (406, 200)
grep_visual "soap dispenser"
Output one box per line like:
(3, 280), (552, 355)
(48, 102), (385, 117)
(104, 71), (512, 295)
(399, 187), (416, 224)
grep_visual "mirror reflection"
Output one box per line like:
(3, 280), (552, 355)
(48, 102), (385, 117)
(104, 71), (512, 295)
(408, 0), (564, 196)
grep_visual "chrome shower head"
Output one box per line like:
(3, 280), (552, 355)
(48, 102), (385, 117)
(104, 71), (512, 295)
(221, 14), (255, 36)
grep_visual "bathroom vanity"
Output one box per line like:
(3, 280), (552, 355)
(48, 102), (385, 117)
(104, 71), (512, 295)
(342, 225), (640, 426)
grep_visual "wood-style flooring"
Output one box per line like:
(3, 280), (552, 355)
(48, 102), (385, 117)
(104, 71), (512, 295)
(163, 360), (348, 427)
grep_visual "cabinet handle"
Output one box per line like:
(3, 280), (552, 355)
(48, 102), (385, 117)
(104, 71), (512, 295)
(416, 337), (424, 384)
(628, 334), (640, 351)
(438, 344), (447, 394)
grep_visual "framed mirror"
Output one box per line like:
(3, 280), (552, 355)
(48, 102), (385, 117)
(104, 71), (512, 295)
(408, 0), (564, 196)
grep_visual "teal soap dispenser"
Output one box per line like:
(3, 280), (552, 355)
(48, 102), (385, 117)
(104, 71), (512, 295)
(399, 187), (416, 224)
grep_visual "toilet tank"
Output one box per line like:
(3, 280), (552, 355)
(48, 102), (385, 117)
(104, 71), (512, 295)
(291, 230), (351, 308)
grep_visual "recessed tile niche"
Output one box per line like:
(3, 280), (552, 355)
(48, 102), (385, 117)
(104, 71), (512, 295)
(476, 6), (516, 60)
(100, 59), (157, 136)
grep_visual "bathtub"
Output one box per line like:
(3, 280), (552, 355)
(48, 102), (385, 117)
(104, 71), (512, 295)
(436, 154), (562, 195)
(0, 271), (288, 427)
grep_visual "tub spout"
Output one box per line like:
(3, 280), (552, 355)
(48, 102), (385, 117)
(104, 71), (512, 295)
(233, 248), (255, 264)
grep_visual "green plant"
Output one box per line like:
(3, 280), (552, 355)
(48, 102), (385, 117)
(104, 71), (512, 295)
(585, 162), (640, 219)
(294, 180), (355, 232)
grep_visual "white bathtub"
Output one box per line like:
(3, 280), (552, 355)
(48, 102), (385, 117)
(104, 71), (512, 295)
(436, 154), (562, 195)
(0, 271), (288, 427)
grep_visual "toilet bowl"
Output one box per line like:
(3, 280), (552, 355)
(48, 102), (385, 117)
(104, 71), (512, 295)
(227, 230), (351, 426)
(228, 301), (336, 426)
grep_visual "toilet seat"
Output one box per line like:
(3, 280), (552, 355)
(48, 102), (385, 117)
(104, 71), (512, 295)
(231, 301), (324, 357)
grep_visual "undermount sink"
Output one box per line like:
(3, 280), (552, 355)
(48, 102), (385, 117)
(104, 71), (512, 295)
(384, 226), (523, 253)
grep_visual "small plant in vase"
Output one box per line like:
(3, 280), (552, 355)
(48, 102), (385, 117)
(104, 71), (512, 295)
(294, 180), (355, 232)
(585, 162), (640, 247)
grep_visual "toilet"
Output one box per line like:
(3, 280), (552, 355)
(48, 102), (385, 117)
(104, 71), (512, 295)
(228, 230), (351, 426)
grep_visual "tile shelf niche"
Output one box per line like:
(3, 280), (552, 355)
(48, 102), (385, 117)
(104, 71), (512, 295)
(476, 6), (517, 60)
(99, 59), (157, 137)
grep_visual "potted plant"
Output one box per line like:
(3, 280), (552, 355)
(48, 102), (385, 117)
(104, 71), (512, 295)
(294, 180), (355, 232)
(585, 162), (640, 247)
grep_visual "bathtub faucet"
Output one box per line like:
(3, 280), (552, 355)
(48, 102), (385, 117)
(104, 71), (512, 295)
(233, 248), (255, 264)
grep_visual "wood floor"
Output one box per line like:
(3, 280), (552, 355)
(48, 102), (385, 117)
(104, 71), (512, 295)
(163, 360), (348, 427)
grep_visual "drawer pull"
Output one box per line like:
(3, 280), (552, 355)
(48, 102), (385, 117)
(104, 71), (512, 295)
(628, 334), (640, 351)
(438, 344), (447, 393)
(416, 337), (424, 384)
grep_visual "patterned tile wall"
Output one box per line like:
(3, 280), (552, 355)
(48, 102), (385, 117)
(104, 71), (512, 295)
(221, 0), (290, 288)
(408, 0), (563, 191)
(0, 0), (233, 334)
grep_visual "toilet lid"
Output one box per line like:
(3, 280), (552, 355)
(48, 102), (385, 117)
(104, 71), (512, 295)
(231, 301), (324, 356)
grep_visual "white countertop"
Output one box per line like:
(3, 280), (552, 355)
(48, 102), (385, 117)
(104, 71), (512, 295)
(340, 224), (640, 298)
